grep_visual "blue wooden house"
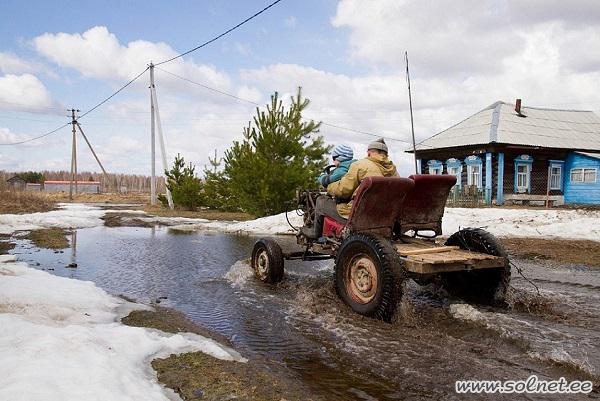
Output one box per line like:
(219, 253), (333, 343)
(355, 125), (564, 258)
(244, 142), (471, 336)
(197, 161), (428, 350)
(408, 100), (600, 206)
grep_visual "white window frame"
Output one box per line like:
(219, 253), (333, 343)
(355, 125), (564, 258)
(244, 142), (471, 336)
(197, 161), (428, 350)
(429, 166), (443, 175)
(467, 164), (482, 188)
(549, 162), (563, 191)
(516, 164), (530, 193)
(571, 168), (597, 183)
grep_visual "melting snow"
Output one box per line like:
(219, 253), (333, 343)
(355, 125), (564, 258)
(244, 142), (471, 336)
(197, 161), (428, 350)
(0, 259), (245, 401)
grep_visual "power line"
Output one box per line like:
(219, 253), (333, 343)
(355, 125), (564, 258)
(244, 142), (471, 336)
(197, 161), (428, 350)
(156, 67), (258, 105)
(155, 0), (285, 66)
(155, 66), (416, 144)
(79, 67), (149, 119)
(0, 122), (70, 146)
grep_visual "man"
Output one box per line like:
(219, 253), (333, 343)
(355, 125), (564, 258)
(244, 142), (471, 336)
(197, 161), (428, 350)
(328, 137), (398, 217)
(318, 144), (356, 187)
(301, 138), (398, 238)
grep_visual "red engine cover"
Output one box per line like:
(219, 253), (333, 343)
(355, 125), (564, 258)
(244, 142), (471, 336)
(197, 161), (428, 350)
(322, 216), (345, 238)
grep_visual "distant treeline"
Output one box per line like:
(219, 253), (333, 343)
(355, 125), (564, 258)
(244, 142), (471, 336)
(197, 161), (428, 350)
(0, 170), (165, 193)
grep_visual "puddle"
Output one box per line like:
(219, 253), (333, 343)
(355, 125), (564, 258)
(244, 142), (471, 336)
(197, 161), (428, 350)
(10, 225), (600, 400)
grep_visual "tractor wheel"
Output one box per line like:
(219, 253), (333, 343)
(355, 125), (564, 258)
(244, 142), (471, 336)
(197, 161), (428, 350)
(251, 238), (284, 284)
(334, 233), (405, 322)
(441, 228), (510, 305)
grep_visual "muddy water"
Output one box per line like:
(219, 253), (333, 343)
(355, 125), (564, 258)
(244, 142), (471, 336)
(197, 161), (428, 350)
(11, 226), (600, 400)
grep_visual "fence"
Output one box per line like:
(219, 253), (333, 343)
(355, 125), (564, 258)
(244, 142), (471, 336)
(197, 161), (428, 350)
(446, 186), (491, 208)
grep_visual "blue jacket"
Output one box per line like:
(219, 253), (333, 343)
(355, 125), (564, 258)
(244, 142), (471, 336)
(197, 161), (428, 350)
(318, 159), (356, 187)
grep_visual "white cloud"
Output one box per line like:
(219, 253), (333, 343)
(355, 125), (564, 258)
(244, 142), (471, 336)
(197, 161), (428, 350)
(0, 74), (60, 113)
(0, 126), (54, 148)
(33, 26), (231, 90)
(0, 52), (36, 74)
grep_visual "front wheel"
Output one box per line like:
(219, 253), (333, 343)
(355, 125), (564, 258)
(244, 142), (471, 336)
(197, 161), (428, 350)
(334, 233), (405, 322)
(251, 238), (284, 284)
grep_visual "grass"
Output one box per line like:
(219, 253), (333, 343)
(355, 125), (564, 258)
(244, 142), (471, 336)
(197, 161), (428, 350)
(122, 307), (318, 401)
(24, 228), (70, 249)
(0, 190), (57, 214)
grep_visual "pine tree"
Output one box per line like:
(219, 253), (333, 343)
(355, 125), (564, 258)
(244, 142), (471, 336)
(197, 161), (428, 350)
(215, 88), (330, 217)
(162, 154), (203, 210)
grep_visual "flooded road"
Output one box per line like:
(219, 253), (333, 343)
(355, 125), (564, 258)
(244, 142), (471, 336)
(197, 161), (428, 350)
(11, 225), (600, 400)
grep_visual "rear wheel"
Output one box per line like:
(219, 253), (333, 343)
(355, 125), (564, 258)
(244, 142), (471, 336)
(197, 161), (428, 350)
(441, 228), (510, 304)
(251, 238), (284, 284)
(335, 233), (405, 322)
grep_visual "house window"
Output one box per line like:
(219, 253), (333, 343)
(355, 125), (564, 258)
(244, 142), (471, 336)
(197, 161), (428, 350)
(548, 161), (564, 191)
(467, 164), (481, 187)
(446, 158), (462, 188)
(571, 168), (597, 183)
(550, 165), (562, 190)
(516, 164), (529, 192)
(427, 160), (443, 175)
(464, 156), (482, 188)
(514, 155), (533, 193)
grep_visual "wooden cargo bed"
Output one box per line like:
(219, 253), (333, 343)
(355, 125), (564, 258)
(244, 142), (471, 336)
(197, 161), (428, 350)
(394, 238), (507, 274)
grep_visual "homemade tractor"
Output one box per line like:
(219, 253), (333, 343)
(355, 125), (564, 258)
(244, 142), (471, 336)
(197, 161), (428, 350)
(251, 175), (510, 321)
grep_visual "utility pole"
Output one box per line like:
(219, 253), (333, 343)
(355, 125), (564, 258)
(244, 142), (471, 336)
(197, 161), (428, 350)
(149, 62), (157, 205)
(405, 51), (418, 174)
(69, 108), (80, 200)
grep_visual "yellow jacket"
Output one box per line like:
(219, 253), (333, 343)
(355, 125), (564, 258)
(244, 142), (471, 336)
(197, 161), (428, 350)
(326, 153), (398, 217)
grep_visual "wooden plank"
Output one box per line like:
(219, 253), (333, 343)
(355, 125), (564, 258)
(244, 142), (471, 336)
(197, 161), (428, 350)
(405, 257), (507, 274)
(399, 246), (460, 256)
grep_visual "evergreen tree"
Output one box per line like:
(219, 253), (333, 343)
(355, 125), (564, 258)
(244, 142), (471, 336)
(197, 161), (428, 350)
(162, 154), (203, 210)
(216, 88), (330, 217)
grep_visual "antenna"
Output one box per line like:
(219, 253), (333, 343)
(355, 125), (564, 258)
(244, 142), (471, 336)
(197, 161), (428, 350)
(405, 51), (418, 174)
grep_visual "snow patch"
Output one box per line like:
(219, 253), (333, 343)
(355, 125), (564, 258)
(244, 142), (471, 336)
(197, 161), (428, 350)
(0, 259), (245, 401)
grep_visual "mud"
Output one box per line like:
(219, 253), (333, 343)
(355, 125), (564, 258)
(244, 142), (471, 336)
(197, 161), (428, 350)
(502, 237), (600, 267)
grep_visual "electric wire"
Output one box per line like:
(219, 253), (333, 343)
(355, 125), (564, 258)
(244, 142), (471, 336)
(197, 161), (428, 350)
(79, 67), (149, 119)
(155, 66), (419, 145)
(0, 122), (70, 146)
(155, 0), (285, 66)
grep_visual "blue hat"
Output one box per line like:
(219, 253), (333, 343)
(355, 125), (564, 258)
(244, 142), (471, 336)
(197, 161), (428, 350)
(332, 144), (353, 162)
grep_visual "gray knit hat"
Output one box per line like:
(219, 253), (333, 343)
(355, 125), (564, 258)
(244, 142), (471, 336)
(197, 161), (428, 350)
(368, 137), (388, 153)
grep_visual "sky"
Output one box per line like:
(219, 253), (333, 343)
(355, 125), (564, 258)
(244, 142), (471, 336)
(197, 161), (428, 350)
(1, 0), (600, 176)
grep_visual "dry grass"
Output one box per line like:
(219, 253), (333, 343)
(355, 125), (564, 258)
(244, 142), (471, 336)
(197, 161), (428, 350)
(0, 190), (57, 214)
(44, 192), (149, 204)
(24, 228), (70, 249)
(143, 205), (253, 221)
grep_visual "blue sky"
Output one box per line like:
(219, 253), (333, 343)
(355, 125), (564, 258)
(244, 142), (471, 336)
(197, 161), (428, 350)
(1, 0), (600, 175)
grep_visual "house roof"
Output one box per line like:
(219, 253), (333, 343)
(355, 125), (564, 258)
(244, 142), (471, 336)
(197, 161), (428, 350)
(6, 176), (25, 183)
(412, 101), (600, 152)
(44, 180), (100, 185)
(575, 151), (600, 160)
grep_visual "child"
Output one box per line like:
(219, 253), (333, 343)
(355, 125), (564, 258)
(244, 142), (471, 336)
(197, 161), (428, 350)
(318, 144), (356, 187)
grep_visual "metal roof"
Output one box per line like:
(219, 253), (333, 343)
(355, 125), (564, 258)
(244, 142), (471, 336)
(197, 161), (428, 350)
(414, 101), (600, 151)
(575, 151), (600, 160)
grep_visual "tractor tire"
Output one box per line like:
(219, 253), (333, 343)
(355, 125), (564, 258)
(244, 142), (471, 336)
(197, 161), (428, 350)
(441, 228), (510, 305)
(334, 233), (405, 322)
(251, 238), (284, 284)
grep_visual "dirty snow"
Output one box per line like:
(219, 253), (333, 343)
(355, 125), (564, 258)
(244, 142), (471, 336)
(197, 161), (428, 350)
(0, 258), (245, 401)
(177, 207), (600, 241)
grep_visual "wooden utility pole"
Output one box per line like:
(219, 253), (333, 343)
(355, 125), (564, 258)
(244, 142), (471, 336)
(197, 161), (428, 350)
(69, 108), (80, 200)
(405, 52), (418, 174)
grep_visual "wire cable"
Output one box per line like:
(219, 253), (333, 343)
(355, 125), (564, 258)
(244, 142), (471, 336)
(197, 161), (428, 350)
(79, 67), (149, 119)
(154, 66), (419, 145)
(155, 0), (285, 66)
(0, 122), (70, 146)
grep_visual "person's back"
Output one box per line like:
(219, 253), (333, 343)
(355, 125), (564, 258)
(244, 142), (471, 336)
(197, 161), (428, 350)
(327, 139), (398, 217)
